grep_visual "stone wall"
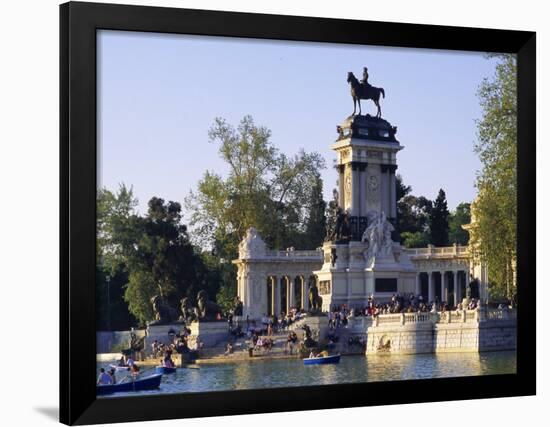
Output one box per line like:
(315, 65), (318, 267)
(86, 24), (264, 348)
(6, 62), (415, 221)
(366, 309), (516, 355)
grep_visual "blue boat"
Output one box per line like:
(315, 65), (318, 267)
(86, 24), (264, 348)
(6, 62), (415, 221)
(97, 373), (162, 395)
(155, 366), (177, 374)
(303, 354), (341, 365)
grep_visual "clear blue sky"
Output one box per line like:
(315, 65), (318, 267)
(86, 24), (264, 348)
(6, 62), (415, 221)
(98, 30), (498, 215)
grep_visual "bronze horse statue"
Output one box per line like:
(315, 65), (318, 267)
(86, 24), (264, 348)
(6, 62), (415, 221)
(347, 72), (385, 117)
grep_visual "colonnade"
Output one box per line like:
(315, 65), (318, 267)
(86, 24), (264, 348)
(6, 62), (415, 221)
(414, 269), (476, 306)
(266, 275), (315, 316)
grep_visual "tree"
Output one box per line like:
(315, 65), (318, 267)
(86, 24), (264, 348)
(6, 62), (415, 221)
(396, 175), (432, 243)
(97, 184), (139, 272)
(470, 54), (517, 302)
(187, 116), (325, 251)
(123, 197), (215, 325)
(96, 185), (139, 330)
(430, 189), (450, 246)
(401, 231), (430, 248)
(302, 173), (327, 249)
(186, 116), (326, 306)
(448, 202), (471, 245)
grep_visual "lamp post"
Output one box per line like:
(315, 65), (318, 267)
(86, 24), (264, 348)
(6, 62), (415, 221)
(106, 275), (111, 331)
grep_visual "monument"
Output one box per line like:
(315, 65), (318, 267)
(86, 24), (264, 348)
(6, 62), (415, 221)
(314, 67), (416, 311)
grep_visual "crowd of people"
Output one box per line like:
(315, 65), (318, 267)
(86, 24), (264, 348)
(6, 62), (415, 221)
(327, 293), (480, 325)
(97, 354), (141, 385)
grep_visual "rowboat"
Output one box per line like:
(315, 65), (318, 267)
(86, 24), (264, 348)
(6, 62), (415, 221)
(155, 366), (177, 374)
(109, 364), (130, 372)
(97, 373), (162, 395)
(303, 354), (341, 365)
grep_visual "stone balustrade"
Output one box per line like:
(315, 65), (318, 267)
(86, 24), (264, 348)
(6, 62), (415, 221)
(264, 249), (323, 259)
(371, 307), (516, 327)
(404, 244), (469, 258)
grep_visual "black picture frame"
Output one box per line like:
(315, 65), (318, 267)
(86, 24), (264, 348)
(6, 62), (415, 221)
(60, 1), (536, 425)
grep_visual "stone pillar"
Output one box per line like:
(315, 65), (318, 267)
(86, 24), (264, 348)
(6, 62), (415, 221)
(454, 271), (460, 305)
(289, 277), (296, 311)
(350, 164), (359, 216)
(381, 167), (390, 217)
(389, 169), (397, 219)
(415, 273), (422, 297)
(301, 277), (309, 311)
(359, 166), (366, 216)
(274, 277), (281, 316)
(465, 269), (471, 290)
(270, 277), (276, 315)
(440, 271), (446, 303)
(338, 165), (345, 208)
(428, 272), (434, 302)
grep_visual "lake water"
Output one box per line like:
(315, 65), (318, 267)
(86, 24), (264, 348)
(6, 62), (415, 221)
(98, 351), (516, 398)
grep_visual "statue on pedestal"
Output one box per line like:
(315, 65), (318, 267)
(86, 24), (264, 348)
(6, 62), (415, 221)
(233, 296), (243, 317)
(179, 297), (197, 324)
(195, 290), (223, 321)
(149, 295), (179, 325)
(308, 283), (323, 314)
(347, 67), (386, 117)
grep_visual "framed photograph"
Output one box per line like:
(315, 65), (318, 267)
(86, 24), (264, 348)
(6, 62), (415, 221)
(60, 1), (536, 425)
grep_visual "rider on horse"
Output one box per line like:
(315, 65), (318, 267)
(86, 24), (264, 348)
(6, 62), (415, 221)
(360, 67), (373, 94)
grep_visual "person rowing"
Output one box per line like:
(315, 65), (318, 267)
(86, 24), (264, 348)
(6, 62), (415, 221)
(162, 353), (175, 368)
(97, 368), (113, 385)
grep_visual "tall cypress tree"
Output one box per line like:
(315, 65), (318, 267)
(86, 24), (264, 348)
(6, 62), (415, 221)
(303, 174), (327, 248)
(430, 189), (450, 246)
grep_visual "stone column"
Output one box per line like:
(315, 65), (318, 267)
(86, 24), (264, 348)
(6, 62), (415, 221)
(274, 276), (281, 316)
(389, 169), (397, 219)
(359, 166), (366, 216)
(301, 277), (309, 311)
(465, 269), (471, 290)
(350, 164), (359, 216)
(289, 277), (296, 311)
(380, 166), (390, 217)
(454, 271), (460, 305)
(270, 277), (276, 315)
(428, 271), (434, 302)
(416, 273), (422, 297)
(440, 271), (449, 302)
(338, 165), (345, 208)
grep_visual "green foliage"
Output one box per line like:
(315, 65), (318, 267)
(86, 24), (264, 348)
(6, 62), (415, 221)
(97, 184), (139, 273)
(470, 54), (517, 302)
(429, 189), (450, 246)
(97, 185), (139, 330)
(448, 202), (471, 245)
(187, 116), (326, 251)
(96, 265), (136, 331)
(302, 174), (327, 249)
(396, 174), (432, 244)
(185, 116), (326, 305)
(122, 198), (216, 325)
(401, 231), (430, 248)
(216, 281), (237, 315)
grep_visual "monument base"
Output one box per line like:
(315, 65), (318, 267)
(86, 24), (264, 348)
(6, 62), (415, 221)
(314, 240), (416, 311)
(188, 321), (230, 348)
(145, 323), (186, 354)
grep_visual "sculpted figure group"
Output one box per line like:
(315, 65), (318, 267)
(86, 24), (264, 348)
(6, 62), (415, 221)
(149, 290), (225, 325)
(361, 211), (395, 263)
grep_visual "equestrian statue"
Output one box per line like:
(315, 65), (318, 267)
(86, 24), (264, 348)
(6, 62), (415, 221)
(347, 67), (385, 117)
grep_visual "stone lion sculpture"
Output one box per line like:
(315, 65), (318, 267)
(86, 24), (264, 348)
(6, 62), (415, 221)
(308, 284), (323, 314)
(179, 297), (197, 324)
(149, 295), (179, 325)
(195, 290), (223, 321)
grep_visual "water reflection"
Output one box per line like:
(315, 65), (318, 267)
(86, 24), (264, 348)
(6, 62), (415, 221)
(99, 351), (515, 398)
